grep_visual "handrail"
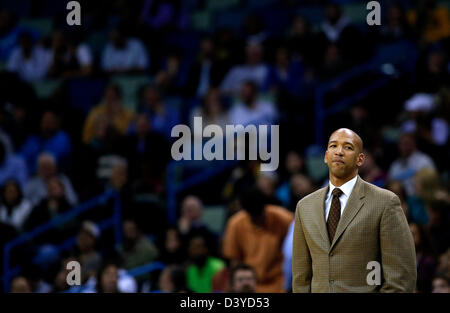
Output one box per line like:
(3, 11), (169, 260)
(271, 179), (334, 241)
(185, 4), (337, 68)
(2, 188), (122, 293)
(166, 159), (238, 225)
(314, 61), (390, 147)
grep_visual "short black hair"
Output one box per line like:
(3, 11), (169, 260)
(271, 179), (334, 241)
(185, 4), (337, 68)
(239, 187), (267, 219)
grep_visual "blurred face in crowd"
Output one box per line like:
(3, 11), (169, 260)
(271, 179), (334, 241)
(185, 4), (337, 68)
(257, 174), (276, 197)
(135, 114), (150, 137)
(105, 86), (122, 110)
(230, 269), (257, 293)
(188, 236), (208, 265)
(432, 277), (450, 293)
(246, 43), (263, 65)
(143, 87), (161, 109)
(165, 228), (181, 253)
(101, 264), (119, 293)
(111, 29), (125, 48)
(291, 174), (313, 198)
(77, 229), (96, 253)
(47, 177), (65, 199)
(37, 154), (57, 180)
(204, 89), (222, 117)
(359, 150), (375, 173)
(201, 37), (214, 59)
(398, 133), (416, 158)
(181, 196), (203, 222)
(110, 162), (128, 190)
(41, 111), (59, 137)
(241, 82), (257, 105)
(325, 4), (342, 25)
(10, 276), (32, 293)
(292, 16), (308, 36)
(275, 47), (289, 68)
(123, 220), (139, 242)
(324, 128), (364, 183)
(285, 151), (303, 174)
(4, 181), (20, 206)
(427, 51), (445, 74)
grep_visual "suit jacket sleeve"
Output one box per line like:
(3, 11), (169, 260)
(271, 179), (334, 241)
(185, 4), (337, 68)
(379, 195), (417, 293)
(292, 201), (312, 293)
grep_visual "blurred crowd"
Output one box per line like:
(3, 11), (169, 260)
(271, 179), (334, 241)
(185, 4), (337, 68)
(0, 0), (449, 293)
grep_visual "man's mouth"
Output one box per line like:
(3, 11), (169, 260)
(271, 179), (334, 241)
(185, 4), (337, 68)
(332, 159), (344, 164)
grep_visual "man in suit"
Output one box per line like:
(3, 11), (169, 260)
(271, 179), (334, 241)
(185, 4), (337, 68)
(292, 128), (416, 292)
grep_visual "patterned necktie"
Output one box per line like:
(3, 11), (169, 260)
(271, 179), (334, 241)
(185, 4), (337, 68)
(327, 188), (343, 243)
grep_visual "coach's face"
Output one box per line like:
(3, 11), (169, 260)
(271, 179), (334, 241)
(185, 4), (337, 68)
(324, 129), (364, 180)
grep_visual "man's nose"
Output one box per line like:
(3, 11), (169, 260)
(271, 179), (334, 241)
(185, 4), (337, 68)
(335, 146), (344, 155)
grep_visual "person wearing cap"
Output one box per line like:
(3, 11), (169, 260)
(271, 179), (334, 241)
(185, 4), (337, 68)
(73, 221), (102, 283)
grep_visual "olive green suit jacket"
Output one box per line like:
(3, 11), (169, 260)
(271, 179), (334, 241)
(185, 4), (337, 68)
(292, 175), (416, 293)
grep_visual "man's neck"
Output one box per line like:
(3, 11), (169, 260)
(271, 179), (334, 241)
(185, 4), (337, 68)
(329, 172), (357, 187)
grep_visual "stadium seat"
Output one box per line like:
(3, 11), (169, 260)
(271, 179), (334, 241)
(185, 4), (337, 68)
(111, 75), (153, 112)
(31, 79), (62, 99)
(202, 205), (227, 235)
(191, 10), (213, 32)
(18, 18), (54, 38)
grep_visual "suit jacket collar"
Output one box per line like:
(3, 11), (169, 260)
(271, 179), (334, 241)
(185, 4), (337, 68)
(313, 175), (366, 251)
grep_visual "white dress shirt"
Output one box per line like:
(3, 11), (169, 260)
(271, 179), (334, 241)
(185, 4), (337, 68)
(324, 175), (358, 221)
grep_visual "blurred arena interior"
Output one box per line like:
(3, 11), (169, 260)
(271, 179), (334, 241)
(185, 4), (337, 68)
(0, 0), (449, 293)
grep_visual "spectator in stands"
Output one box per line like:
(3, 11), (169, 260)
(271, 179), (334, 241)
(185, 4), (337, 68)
(24, 176), (73, 238)
(125, 113), (170, 187)
(20, 110), (72, 174)
(428, 199), (450, 255)
(10, 276), (32, 293)
(407, 0), (450, 44)
(6, 31), (52, 82)
(285, 173), (315, 211)
(24, 152), (78, 207)
(178, 195), (216, 248)
(0, 139), (28, 188)
(256, 171), (282, 206)
(388, 132), (435, 196)
(53, 255), (79, 292)
(222, 187), (293, 292)
(95, 262), (120, 293)
(276, 151), (306, 208)
(189, 88), (230, 141)
(118, 218), (159, 274)
(185, 36), (229, 98)
(410, 222), (438, 293)
(415, 48), (450, 93)
(264, 46), (304, 98)
(287, 15), (318, 66)
(432, 272), (450, 293)
(229, 80), (277, 127)
(136, 85), (179, 140)
(0, 179), (32, 232)
(157, 265), (189, 293)
(386, 180), (411, 219)
(359, 149), (387, 187)
(228, 263), (257, 293)
(158, 226), (187, 265)
(154, 49), (185, 95)
(83, 84), (134, 144)
(186, 233), (225, 293)
(72, 221), (102, 283)
(378, 2), (413, 43)
(47, 30), (93, 78)
(101, 26), (149, 74)
(220, 41), (269, 96)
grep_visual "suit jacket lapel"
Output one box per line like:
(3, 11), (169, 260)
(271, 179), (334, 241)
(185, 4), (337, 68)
(330, 175), (366, 251)
(313, 186), (330, 249)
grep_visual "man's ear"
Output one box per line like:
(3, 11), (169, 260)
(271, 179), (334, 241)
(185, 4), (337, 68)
(357, 153), (365, 167)
(324, 151), (328, 164)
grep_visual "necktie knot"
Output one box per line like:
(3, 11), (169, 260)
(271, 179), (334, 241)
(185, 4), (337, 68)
(332, 188), (343, 198)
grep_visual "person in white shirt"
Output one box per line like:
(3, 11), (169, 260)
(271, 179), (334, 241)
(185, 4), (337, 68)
(388, 132), (436, 196)
(229, 80), (278, 127)
(0, 180), (33, 232)
(101, 27), (149, 74)
(220, 41), (268, 96)
(6, 32), (52, 82)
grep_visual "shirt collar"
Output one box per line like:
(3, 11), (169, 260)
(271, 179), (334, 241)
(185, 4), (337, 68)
(328, 175), (358, 198)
